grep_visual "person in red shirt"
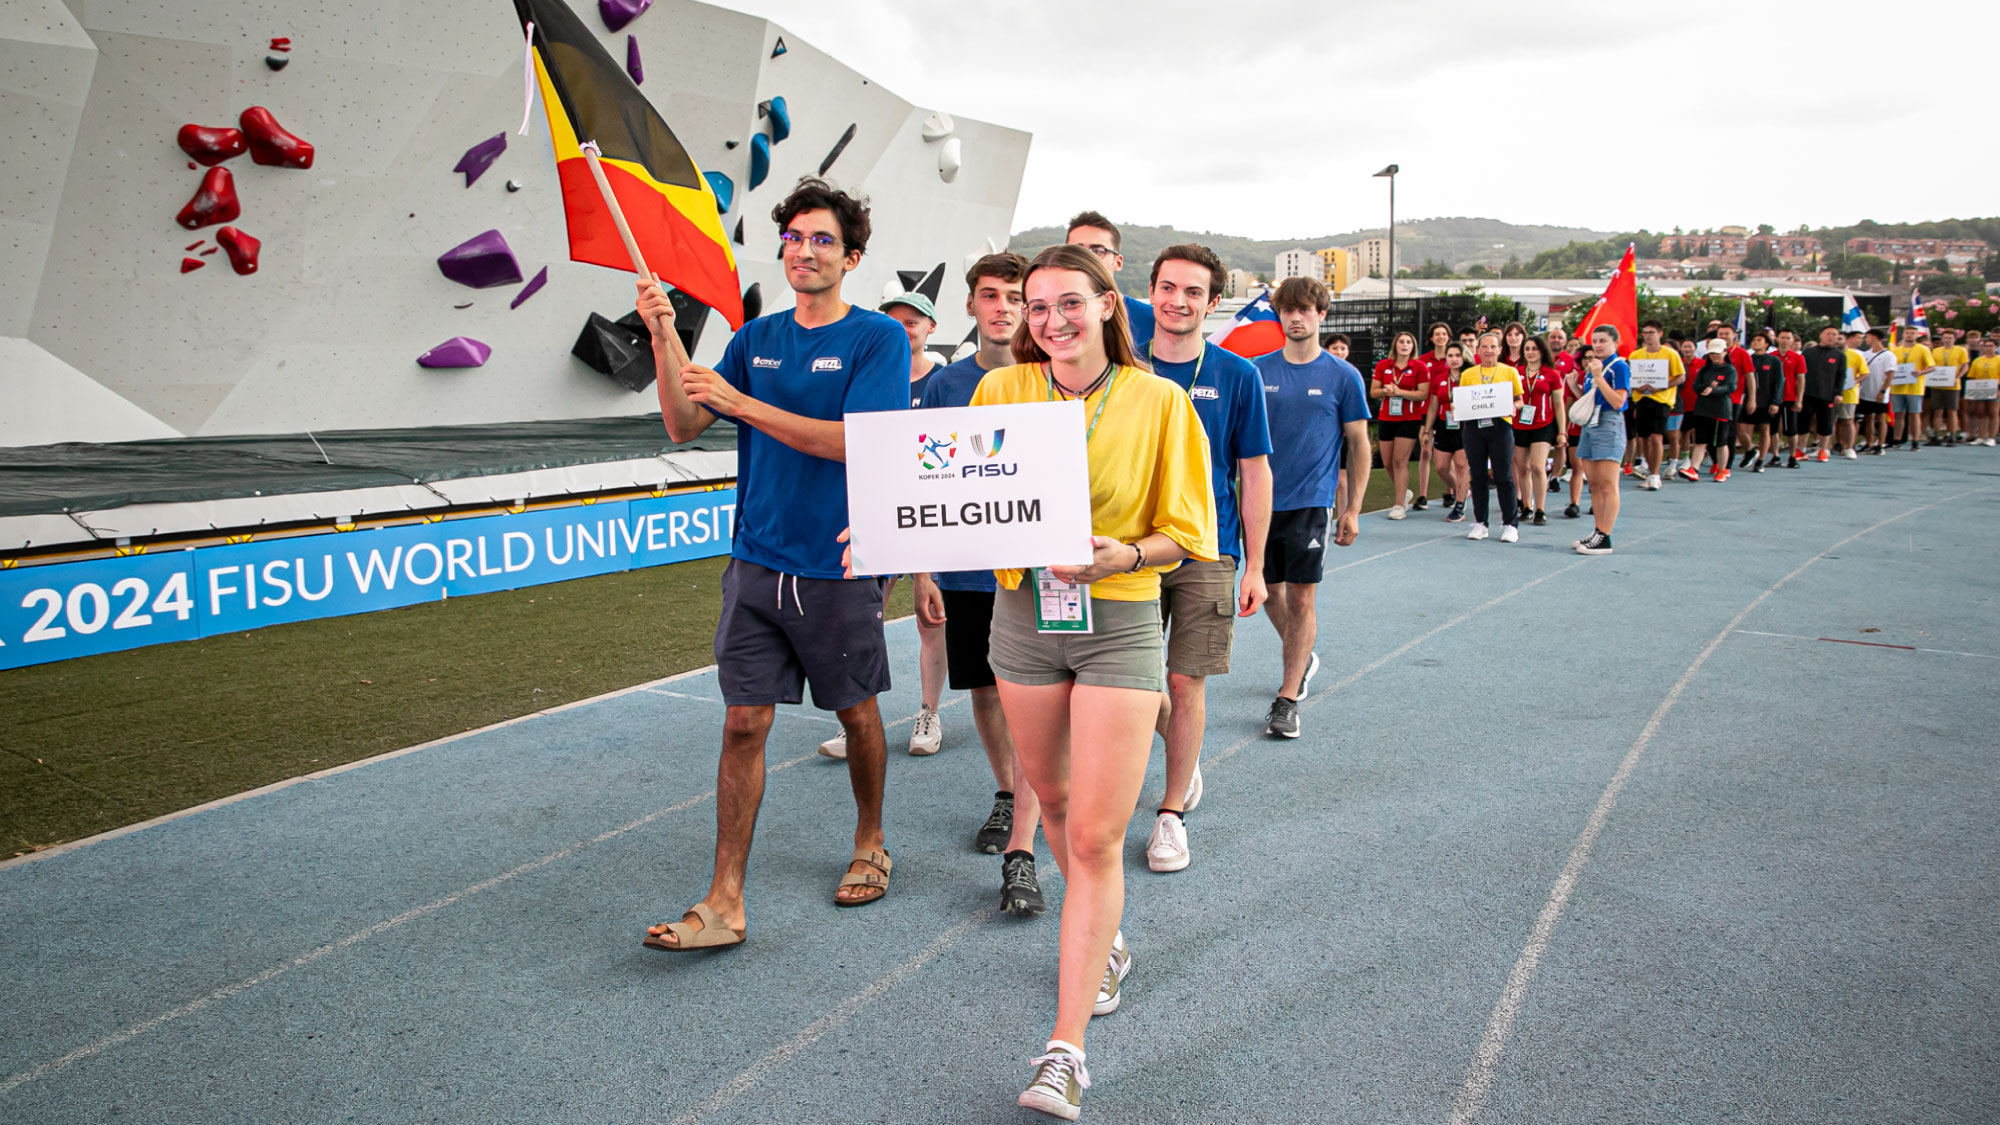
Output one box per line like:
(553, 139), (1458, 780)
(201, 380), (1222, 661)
(1412, 321), (1453, 511)
(1544, 324), (1579, 490)
(1370, 330), (1430, 520)
(1510, 335), (1567, 525)
(1424, 341), (1470, 522)
(1775, 328), (1808, 466)
(1714, 323), (1756, 466)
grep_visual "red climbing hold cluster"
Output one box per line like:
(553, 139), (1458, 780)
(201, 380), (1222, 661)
(177, 124), (245, 166)
(216, 226), (261, 275)
(177, 167), (241, 229)
(240, 106), (314, 169)
(268, 37), (291, 51)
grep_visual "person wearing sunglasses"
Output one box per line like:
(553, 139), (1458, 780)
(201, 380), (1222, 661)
(967, 244), (1215, 1122)
(633, 176), (909, 952)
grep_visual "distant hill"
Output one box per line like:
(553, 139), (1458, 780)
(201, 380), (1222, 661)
(1010, 217), (1617, 295)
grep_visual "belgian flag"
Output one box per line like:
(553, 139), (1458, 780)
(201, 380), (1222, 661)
(514, 0), (744, 327)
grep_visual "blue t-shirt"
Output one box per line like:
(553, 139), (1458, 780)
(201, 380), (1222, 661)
(714, 306), (908, 578)
(907, 364), (936, 409)
(1149, 341), (1272, 562)
(1254, 350), (1372, 511)
(917, 355), (1001, 593)
(1123, 295), (1155, 349)
(1595, 356), (1632, 413)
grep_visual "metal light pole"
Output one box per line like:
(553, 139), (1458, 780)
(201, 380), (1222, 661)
(1374, 164), (1397, 345)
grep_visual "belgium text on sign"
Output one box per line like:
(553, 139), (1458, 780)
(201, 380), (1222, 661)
(842, 401), (1093, 577)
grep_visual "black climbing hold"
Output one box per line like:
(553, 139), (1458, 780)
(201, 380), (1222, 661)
(265, 55), (289, 71)
(733, 217), (744, 245)
(819, 124), (855, 176)
(725, 139), (738, 149)
(770, 36), (786, 58)
(505, 179), (522, 192)
(454, 302), (473, 310)
(896, 269), (927, 292)
(618, 290), (709, 357)
(916, 263), (945, 302)
(572, 312), (655, 392)
(742, 282), (762, 322)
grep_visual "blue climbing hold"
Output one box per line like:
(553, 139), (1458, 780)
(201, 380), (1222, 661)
(767, 96), (791, 143)
(703, 170), (733, 213)
(770, 36), (786, 58)
(748, 135), (770, 191)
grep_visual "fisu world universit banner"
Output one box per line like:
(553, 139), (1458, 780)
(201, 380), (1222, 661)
(0, 489), (738, 671)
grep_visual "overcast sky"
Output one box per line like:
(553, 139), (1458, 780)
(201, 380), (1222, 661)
(715, 0), (1999, 239)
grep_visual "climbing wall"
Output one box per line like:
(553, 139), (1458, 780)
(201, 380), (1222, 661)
(0, 0), (1030, 447)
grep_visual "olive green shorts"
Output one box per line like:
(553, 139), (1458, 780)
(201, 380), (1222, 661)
(1159, 557), (1238, 677)
(988, 583), (1165, 693)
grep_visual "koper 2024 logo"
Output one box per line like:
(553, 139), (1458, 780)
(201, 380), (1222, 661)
(915, 429), (1010, 479)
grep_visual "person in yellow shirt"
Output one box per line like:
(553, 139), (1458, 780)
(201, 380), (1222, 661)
(1925, 326), (1970, 446)
(1626, 319), (1686, 489)
(966, 243), (1216, 1122)
(1967, 335), (2000, 446)
(1889, 328), (1935, 450)
(1456, 332), (1526, 542)
(1839, 331), (1869, 459)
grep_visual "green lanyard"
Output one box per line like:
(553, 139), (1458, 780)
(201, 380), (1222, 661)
(1145, 341), (1204, 395)
(1044, 362), (1121, 446)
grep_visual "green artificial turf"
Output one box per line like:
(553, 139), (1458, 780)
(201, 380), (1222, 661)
(0, 556), (913, 856)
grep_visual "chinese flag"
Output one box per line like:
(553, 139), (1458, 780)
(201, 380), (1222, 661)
(1574, 244), (1637, 357)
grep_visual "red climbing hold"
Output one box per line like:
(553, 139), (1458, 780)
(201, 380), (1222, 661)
(184, 239), (204, 251)
(239, 106), (314, 169)
(180, 257), (205, 273)
(177, 123), (246, 166)
(269, 37), (291, 49)
(176, 166), (241, 229)
(216, 226), (261, 275)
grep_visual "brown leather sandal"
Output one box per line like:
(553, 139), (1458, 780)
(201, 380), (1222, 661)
(643, 902), (745, 951)
(835, 847), (891, 907)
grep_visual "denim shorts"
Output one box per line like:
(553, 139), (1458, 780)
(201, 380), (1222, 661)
(1892, 393), (1926, 416)
(1575, 410), (1628, 461)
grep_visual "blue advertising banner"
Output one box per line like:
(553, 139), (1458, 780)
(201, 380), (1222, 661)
(0, 488), (736, 671)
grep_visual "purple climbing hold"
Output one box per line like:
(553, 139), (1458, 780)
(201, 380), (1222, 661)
(598, 0), (651, 32)
(510, 266), (549, 309)
(437, 229), (524, 289)
(626, 35), (643, 85)
(453, 133), (506, 188)
(417, 337), (491, 368)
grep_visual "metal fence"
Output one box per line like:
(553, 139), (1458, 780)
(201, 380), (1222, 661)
(1318, 295), (1529, 365)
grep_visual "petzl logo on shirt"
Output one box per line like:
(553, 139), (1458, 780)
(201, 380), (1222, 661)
(811, 356), (843, 373)
(1190, 386), (1219, 400)
(751, 356), (781, 369)
(1307, 388), (1323, 396)
(917, 432), (957, 471)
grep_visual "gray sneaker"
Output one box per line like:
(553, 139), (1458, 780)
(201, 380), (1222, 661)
(1018, 1042), (1089, 1121)
(1000, 850), (1045, 917)
(974, 793), (1013, 854)
(1266, 696), (1301, 739)
(1093, 931), (1131, 1016)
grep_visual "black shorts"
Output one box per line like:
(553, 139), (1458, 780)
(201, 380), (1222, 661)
(1378, 419), (1422, 442)
(1689, 414), (1728, 445)
(938, 588), (997, 691)
(1433, 425), (1463, 453)
(1262, 506), (1328, 586)
(715, 559), (891, 710)
(1630, 398), (1669, 438)
(1513, 422), (1557, 447)
(1800, 396), (1835, 436)
(1857, 399), (1889, 417)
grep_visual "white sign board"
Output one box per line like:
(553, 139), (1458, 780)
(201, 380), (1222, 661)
(1924, 366), (1960, 388)
(1452, 382), (1513, 422)
(842, 401), (1094, 577)
(1964, 378), (1998, 401)
(1630, 358), (1671, 391)
(1891, 362), (1921, 388)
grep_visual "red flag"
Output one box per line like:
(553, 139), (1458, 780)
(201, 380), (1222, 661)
(1574, 244), (1637, 357)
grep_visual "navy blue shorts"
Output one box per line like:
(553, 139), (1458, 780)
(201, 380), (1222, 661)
(714, 559), (891, 711)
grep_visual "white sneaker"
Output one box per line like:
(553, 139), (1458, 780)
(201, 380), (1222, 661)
(1499, 524), (1519, 543)
(1296, 650), (1320, 700)
(1183, 761), (1203, 811)
(1843, 449), (1858, 460)
(1145, 812), (1190, 872)
(1387, 504), (1407, 520)
(1467, 522), (1489, 540)
(1093, 931), (1131, 1016)
(817, 730), (847, 759)
(1018, 1042), (1089, 1121)
(907, 706), (943, 756)
(1403, 488), (1415, 507)
(1646, 474), (1662, 491)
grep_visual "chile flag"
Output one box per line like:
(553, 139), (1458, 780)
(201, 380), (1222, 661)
(1208, 291), (1286, 358)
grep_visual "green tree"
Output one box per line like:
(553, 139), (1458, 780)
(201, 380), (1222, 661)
(1500, 254), (1524, 279)
(1828, 253), (1892, 284)
(1465, 264), (1493, 278)
(1742, 243), (1780, 270)
(1756, 223), (1775, 235)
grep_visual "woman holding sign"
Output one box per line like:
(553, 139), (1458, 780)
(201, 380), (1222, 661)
(1509, 335), (1565, 526)
(1455, 332), (1525, 542)
(1370, 331), (1430, 520)
(967, 243), (1217, 1122)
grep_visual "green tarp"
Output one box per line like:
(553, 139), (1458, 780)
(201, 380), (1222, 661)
(0, 416), (737, 518)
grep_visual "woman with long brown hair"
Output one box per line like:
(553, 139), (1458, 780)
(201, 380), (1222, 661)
(1370, 330), (1429, 520)
(1510, 335), (1566, 526)
(967, 243), (1217, 1120)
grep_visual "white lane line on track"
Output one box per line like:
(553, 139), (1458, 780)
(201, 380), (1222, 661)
(0, 695), (966, 1097)
(644, 687), (849, 725)
(667, 912), (991, 1125)
(1446, 487), (1990, 1125)
(1736, 629), (2000, 660)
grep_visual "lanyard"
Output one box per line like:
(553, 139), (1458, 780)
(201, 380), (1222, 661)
(1146, 341), (1205, 394)
(1044, 362), (1120, 445)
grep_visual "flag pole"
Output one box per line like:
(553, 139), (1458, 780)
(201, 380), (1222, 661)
(580, 140), (688, 371)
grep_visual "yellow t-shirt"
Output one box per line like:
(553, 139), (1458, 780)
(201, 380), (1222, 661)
(1626, 345), (1687, 407)
(972, 363), (1217, 602)
(1929, 345), (1969, 390)
(1457, 363), (1524, 420)
(1841, 348), (1867, 404)
(1890, 344), (1934, 392)
(1967, 354), (2000, 393)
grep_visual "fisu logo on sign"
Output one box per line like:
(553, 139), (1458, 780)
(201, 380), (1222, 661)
(958, 429), (1016, 477)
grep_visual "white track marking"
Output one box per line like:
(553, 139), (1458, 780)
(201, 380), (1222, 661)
(667, 913), (990, 1125)
(1447, 488), (1987, 1125)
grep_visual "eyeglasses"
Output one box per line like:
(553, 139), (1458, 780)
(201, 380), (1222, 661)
(778, 231), (844, 254)
(1024, 294), (1100, 325)
(1077, 244), (1118, 260)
